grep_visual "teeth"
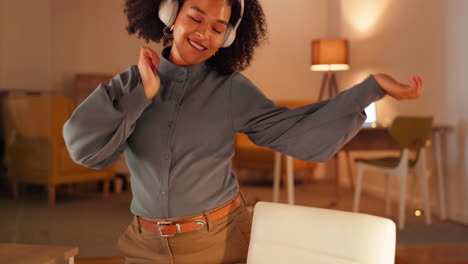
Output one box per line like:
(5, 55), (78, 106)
(189, 40), (205, 51)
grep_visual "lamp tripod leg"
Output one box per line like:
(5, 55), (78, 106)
(331, 72), (340, 96)
(328, 71), (334, 99)
(318, 73), (327, 101)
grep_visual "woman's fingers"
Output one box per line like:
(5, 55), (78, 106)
(138, 47), (161, 100)
(138, 52), (149, 74)
(374, 73), (423, 100)
(143, 47), (160, 67)
(409, 75), (423, 99)
(143, 48), (160, 74)
(410, 76), (417, 89)
(140, 47), (160, 75)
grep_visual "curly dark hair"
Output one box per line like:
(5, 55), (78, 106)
(124, 0), (268, 74)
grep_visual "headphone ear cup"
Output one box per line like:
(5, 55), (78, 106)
(221, 0), (244, 48)
(158, 0), (179, 26)
(221, 26), (236, 48)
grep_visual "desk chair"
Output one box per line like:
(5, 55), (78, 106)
(247, 202), (396, 264)
(353, 117), (433, 230)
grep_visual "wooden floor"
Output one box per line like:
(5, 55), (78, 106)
(396, 243), (468, 264)
(75, 243), (468, 264)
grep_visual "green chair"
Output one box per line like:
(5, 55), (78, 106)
(352, 117), (433, 230)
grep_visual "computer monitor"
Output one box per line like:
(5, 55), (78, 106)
(363, 102), (377, 127)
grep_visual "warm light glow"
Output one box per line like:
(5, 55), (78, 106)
(341, 0), (391, 37)
(310, 64), (350, 71)
(371, 123), (377, 128)
(425, 139), (431, 147)
(415, 210), (422, 217)
(311, 39), (349, 72)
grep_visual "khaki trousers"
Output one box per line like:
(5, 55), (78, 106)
(117, 193), (252, 264)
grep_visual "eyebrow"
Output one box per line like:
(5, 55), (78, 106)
(190, 6), (229, 26)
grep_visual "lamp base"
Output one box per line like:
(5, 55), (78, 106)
(318, 71), (340, 101)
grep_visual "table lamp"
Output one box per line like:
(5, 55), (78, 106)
(311, 39), (349, 100)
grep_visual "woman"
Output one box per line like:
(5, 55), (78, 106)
(63, 0), (423, 263)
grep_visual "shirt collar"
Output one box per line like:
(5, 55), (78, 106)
(158, 46), (208, 83)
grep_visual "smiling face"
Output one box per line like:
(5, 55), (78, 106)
(168, 0), (232, 66)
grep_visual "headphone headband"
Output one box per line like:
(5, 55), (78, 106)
(158, 0), (244, 48)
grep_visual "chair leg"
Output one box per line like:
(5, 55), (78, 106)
(398, 172), (408, 230)
(48, 185), (56, 207)
(353, 164), (364, 212)
(433, 131), (447, 220)
(334, 154), (340, 199)
(408, 171), (418, 209)
(273, 152), (281, 203)
(102, 180), (110, 199)
(11, 182), (20, 200)
(419, 149), (432, 225)
(384, 174), (391, 217)
(114, 178), (123, 194)
(286, 156), (295, 205)
(345, 151), (355, 190)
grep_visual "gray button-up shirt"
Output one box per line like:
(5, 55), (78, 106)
(63, 47), (386, 218)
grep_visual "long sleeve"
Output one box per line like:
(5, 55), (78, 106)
(230, 73), (386, 162)
(63, 65), (152, 169)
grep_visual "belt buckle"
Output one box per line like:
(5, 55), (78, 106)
(157, 219), (206, 237)
(194, 220), (206, 231)
(157, 221), (176, 237)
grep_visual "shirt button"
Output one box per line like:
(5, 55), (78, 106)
(163, 153), (169, 160)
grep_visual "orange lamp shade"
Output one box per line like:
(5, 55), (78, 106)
(311, 39), (349, 71)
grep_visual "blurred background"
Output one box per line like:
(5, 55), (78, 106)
(0, 0), (467, 263)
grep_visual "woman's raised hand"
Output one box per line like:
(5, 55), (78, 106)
(138, 47), (161, 100)
(373, 73), (423, 100)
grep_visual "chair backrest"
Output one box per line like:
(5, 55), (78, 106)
(2, 94), (75, 143)
(247, 202), (396, 264)
(389, 116), (433, 149)
(73, 73), (113, 105)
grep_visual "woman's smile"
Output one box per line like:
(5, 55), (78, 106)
(188, 38), (207, 52)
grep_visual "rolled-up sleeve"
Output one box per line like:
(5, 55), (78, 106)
(230, 73), (386, 162)
(63, 65), (152, 169)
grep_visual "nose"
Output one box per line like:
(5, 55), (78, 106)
(195, 23), (211, 40)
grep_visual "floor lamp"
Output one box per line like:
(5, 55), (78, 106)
(310, 39), (349, 101)
(310, 39), (352, 203)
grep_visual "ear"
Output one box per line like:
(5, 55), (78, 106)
(159, 0), (179, 26)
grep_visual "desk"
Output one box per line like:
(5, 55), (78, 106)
(0, 243), (79, 264)
(274, 124), (452, 220)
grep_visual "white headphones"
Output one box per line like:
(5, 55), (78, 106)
(158, 0), (244, 48)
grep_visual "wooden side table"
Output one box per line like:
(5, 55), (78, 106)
(0, 243), (79, 264)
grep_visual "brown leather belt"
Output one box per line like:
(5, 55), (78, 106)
(137, 194), (242, 237)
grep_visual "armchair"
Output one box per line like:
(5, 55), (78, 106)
(2, 94), (115, 207)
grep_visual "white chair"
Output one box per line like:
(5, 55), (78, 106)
(247, 202), (396, 264)
(353, 117), (433, 230)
